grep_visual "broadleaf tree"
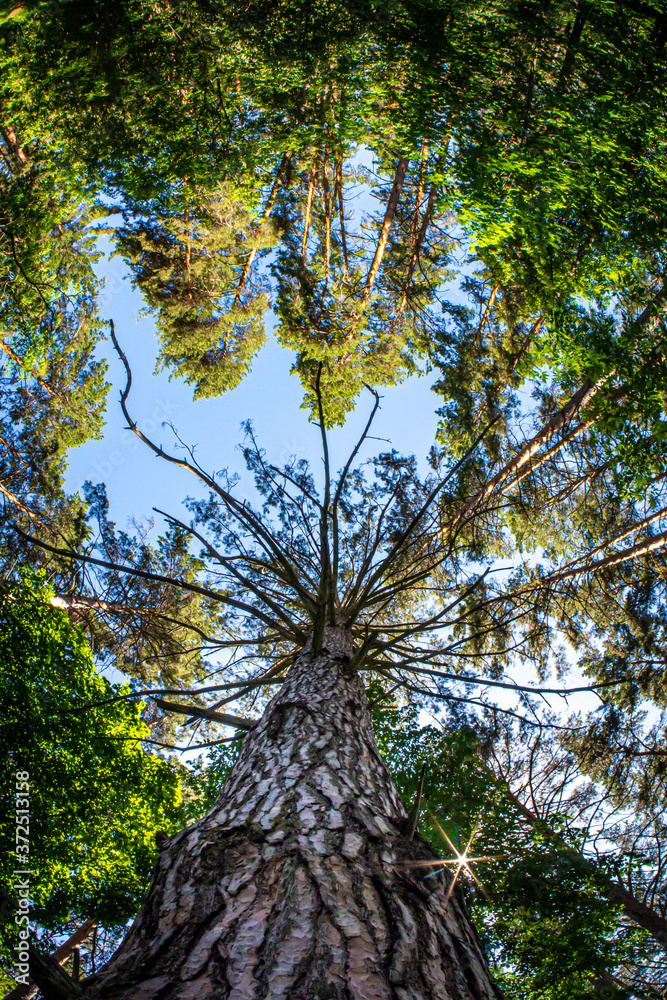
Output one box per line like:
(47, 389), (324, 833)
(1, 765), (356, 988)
(0, 574), (188, 989)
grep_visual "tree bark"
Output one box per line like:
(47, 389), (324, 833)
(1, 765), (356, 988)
(27, 946), (83, 1000)
(85, 627), (500, 1000)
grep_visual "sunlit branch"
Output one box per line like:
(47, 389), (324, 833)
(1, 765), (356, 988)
(502, 413), (600, 493)
(447, 376), (611, 532)
(546, 506), (667, 578)
(0, 479), (44, 520)
(540, 528), (667, 586)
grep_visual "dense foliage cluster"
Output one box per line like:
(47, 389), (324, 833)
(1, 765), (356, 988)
(0, 576), (185, 975)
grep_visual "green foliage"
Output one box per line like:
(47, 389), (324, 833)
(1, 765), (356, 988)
(116, 184), (275, 398)
(66, 481), (223, 700)
(176, 740), (243, 825)
(0, 125), (109, 451)
(0, 574), (185, 961)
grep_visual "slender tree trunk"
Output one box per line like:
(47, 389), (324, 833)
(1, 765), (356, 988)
(503, 316), (542, 377)
(183, 206), (191, 290)
(0, 123), (28, 166)
(86, 627), (500, 1000)
(473, 286), (499, 343)
(233, 153), (290, 308)
(322, 155), (332, 283)
(556, 5), (587, 90)
(450, 374), (609, 529)
(398, 183), (438, 312)
(301, 163), (318, 262)
(411, 144), (428, 240)
(336, 160), (350, 281)
(361, 156), (409, 301)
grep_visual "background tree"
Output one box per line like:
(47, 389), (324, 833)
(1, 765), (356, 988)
(371, 703), (665, 1000)
(115, 181), (277, 398)
(0, 574), (188, 992)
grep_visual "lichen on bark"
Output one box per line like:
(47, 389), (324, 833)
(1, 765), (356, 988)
(85, 628), (501, 1000)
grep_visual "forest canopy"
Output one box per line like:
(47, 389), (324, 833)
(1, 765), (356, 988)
(1, 1), (667, 998)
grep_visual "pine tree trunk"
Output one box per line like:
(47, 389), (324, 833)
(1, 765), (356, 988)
(86, 628), (501, 1000)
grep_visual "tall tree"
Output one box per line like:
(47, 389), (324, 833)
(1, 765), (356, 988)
(5, 1), (667, 997)
(115, 181), (277, 398)
(21, 328), (667, 999)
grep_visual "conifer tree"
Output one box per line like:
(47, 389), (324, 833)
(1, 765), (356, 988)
(116, 182), (277, 398)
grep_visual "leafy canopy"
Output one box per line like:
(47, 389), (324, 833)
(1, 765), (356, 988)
(0, 574), (185, 962)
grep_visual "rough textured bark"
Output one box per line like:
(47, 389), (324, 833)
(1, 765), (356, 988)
(28, 945), (83, 1000)
(86, 628), (501, 1000)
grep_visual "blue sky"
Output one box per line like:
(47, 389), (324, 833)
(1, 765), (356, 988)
(64, 245), (445, 533)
